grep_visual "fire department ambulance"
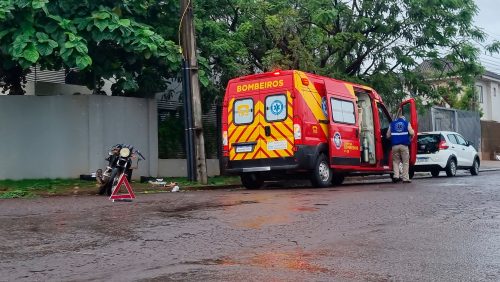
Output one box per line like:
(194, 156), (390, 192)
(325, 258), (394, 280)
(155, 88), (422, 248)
(221, 70), (418, 189)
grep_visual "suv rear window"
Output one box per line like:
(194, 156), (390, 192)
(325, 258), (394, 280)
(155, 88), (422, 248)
(417, 134), (442, 154)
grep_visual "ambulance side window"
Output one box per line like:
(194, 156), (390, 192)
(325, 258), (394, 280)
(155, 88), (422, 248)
(234, 98), (254, 125)
(331, 98), (356, 124)
(377, 104), (391, 130)
(265, 94), (287, 122)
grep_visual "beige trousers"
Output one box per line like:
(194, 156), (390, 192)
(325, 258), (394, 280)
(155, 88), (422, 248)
(392, 144), (410, 181)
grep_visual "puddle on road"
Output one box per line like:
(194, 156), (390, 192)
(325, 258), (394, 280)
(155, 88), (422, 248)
(247, 251), (329, 273)
(292, 207), (319, 212)
(190, 251), (330, 274)
(236, 214), (290, 229)
(218, 193), (326, 229)
(156, 200), (260, 215)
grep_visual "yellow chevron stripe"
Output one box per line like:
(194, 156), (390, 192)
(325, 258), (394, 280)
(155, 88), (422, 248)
(228, 124), (246, 143)
(344, 84), (356, 98)
(228, 98), (235, 114)
(272, 122), (293, 137)
(227, 98), (235, 128)
(245, 132), (262, 159)
(228, 90), (296, 161)
(238, 111), (264, 142)
(233, 151), (244, 161)
(294, 71), (328, 137)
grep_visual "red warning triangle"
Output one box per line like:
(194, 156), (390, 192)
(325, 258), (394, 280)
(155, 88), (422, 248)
(109, 173), (136, 200)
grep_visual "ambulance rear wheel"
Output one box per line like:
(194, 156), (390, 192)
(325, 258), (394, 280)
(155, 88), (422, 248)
(241, 173), (263, 190)
(311, 154), (332, 188)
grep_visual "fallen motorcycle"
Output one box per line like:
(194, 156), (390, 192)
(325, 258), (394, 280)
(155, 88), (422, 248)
(97, 144), (145, 196)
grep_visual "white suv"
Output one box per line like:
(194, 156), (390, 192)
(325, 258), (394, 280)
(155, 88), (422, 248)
(413, 131), (480, 177)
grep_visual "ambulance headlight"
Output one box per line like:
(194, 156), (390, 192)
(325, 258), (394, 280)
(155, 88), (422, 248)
(120, 147), (131, 158)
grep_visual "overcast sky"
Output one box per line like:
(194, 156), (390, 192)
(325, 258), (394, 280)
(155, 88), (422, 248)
(474, 0), (500, 73)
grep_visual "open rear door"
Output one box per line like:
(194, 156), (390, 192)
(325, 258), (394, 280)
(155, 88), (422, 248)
(399, 98), (418, 165)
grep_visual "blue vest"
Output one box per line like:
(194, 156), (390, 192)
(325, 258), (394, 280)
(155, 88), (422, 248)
(390, 118), (410, 146)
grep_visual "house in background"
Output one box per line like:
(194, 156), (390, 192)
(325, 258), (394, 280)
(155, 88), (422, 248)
(416, 61), (500, 160)
(0, 66), (112, 96)
(476, 71), (500, 160)
(475, 70), (500, 122)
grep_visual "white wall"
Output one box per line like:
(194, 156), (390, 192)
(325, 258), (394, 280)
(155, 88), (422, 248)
(477, 82), (490, 120)
(490, 83), (500, 122)
(157, 159), (220, 177)
(478, 78), (500, 122)
(0, 95), (158, 180)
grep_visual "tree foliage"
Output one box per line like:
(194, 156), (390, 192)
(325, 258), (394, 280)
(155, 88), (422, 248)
(0, 0), (179, 95)
(193, 0), (498, 109)
(1, 0), (497, 109)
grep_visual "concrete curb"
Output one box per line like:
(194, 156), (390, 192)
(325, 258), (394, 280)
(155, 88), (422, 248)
(143, 169), (500, 193)
(479, 168), (500, 172)
(137, 184), (243, 194)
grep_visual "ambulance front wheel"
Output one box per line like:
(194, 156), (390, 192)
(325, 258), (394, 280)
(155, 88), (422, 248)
(311, 154), (332, 188)
(241, 173), (263, 190)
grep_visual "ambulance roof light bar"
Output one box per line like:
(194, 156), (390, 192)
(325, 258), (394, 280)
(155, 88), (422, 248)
(238, 69), (286, 81)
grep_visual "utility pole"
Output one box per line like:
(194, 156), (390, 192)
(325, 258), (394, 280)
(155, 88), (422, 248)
(180, 0), (208, 184)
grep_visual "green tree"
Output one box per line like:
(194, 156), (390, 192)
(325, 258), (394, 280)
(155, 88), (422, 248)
(192, 0), (499, 109)
(0, 0), (180, 96)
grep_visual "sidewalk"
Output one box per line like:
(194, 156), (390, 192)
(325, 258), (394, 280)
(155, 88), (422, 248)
(480, 160), (500, 172)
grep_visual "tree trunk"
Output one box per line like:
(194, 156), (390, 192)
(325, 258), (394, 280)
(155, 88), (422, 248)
(180, 0), (208, 184)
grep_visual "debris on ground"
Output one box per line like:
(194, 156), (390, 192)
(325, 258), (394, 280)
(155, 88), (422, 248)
(148, 178), (167, 186)
(164, 182), (180, 192)
(148, 178), (179, 192)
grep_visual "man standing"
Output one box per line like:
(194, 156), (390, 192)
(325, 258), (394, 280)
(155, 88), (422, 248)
(386, 113), (415, 183)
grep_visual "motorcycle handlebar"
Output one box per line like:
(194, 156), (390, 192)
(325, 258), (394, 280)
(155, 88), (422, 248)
(135, 151), (146, 160)
(107, 144), (146, 160)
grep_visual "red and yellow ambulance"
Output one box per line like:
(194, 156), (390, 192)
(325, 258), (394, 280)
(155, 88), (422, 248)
(221, 70), (418, 189)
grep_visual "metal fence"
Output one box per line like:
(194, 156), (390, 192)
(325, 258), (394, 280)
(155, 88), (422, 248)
(157, 92), (220, 159)
(418, 106), (481, 151)
(481, 120), (500, 160)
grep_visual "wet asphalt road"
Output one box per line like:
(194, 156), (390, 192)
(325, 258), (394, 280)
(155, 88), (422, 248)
(1, 171), (499, 281)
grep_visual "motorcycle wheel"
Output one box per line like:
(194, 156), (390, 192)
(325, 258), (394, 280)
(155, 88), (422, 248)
(106, 169), (119, 196)
(98, 184), (107, 195)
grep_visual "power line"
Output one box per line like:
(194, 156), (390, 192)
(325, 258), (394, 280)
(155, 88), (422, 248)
(480, 53), (500, 61)
(479, 58), (500, 66)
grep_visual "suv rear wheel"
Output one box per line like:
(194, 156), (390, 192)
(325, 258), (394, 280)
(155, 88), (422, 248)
(445, 158), (457, 177)
(431, 169), (440, 177)
(310, 154), (332, 188)
(470, 158), (479, 175)
(241, 173), (263, 189)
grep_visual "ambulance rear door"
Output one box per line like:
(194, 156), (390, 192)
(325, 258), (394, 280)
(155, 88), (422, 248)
(259, 80), (294, 160)
(399, 98), (418, 165)
(228, 93), (261, 161)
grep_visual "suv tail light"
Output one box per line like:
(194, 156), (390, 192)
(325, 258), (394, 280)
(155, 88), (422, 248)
(439, 140), (449, 150)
